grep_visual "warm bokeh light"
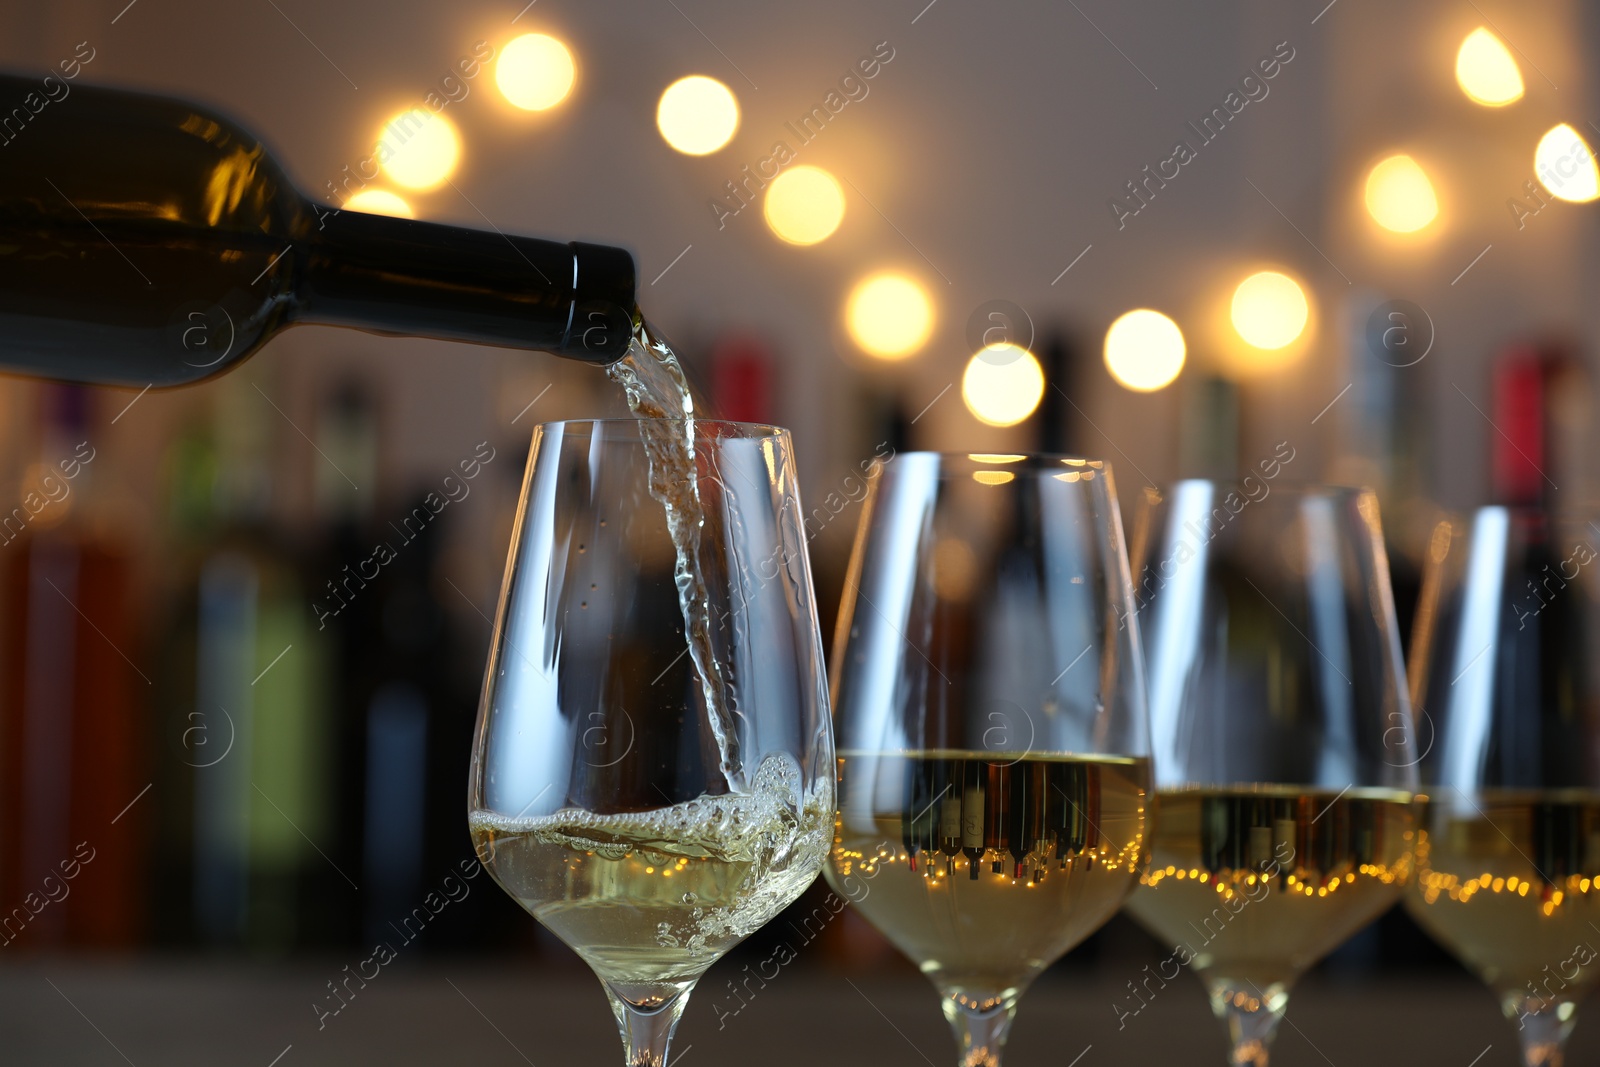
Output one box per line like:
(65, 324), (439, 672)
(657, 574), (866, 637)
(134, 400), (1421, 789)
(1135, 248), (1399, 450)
(1535, 124), (1600, 203)
(763, 165), (846, 245)
(1364, 154), (1438, 233)
(656, 75), (739, 155)
(1455, 28), (1524, 107)
(1103, 309), (1185, 392)
(1230, 271), (1309, 350)
(845, 273), (933, 359)
(343, 188), (414, 218)
(375, 110), (460, 191)
(961, 344), (1045, 427)
(495, 33), (576, 111)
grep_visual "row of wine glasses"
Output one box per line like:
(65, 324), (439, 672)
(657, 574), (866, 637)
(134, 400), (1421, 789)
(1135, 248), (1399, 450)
(465, 419), (1600, 1067)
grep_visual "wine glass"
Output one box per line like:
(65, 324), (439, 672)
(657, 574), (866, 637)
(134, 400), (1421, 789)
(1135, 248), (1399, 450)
(824, 452), (1151, 1067)
(1125, 479), (1419, 1067)
(1406, 507), (1600, 1067)
(469, 419), (834, 1067)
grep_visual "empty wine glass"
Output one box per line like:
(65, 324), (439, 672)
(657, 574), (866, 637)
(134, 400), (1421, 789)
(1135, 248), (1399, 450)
(1125, 480), (1419, 1067)
(1406, 507), (1600, 1067)
(824, 452), (1151, 1067)
(469, 419), (834, 1067)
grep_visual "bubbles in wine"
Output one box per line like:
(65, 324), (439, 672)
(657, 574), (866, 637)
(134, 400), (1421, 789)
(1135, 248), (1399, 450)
(470, 753), (829, 965)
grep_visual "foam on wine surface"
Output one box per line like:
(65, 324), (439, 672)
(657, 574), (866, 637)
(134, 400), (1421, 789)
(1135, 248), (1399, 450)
(605, 321), (743, 791)
(470, 753), (829, 1005)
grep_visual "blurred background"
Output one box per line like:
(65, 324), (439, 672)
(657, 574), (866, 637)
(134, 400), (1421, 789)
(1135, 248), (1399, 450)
(0, 0), (1597, 1062)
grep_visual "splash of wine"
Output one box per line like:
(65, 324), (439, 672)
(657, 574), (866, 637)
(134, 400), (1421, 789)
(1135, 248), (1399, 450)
(606, 321), (743, 792)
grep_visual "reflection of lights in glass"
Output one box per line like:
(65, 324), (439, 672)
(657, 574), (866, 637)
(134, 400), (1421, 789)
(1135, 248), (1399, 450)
(1455, 28), (1524, 107)
(1230, 271), (1309, 350)
(1535, 124), (1600, 203)
(656, 76), (739, 155)
(961, 344), (1045, 427)
(343, 189), (414, 218)
(845, 273), (933, 360)
(1364, 154), (1438, 233)
(763, 165), (845, 245)
(376, 110), (461, 191)
(932, 538), (977, 600)
(1103, 309), (1185, 392)
(496, 33), (576, 111)
(971, 470), (1016, 485)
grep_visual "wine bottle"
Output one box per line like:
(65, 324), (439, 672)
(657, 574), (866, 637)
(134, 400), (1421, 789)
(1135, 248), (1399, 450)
(937, 760), (962, 875)
(1489, 344), (1591, 508)
(0, 384), (144, 948)
(179, 371), (330, 947)
(0, 74), (637, 388)
(985, 760), (1011, 874)
(960, 760), (985, 880)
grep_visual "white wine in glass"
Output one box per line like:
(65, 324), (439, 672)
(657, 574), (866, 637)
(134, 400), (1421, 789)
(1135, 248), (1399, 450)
(469, 417), (834, 1066)
(471, 756), (831, 1007)
(1128, 787), (1414, 999)
(826, 454), (1152, 1067)
(833, 752), (1150, 1004)
(1127, 482), (1420, 1066)
(1406, 508), (1600, 1067)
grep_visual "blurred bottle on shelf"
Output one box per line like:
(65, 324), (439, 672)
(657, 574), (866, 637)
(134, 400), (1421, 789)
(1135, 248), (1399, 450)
(156, 373), (332, 950)
(709, 333), (773, 425)
(1177, 373), (1240, 479)
(312, 380), (430, 947)
(1332, 292), (1434, 636)
(310, 378), (489, 951)
(1037, 330), (1083, 456)
(0, 384), (144, 948)
(1489, 343), (1591, 508)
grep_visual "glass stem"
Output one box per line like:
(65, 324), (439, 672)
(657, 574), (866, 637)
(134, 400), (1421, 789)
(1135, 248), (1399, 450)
(1506, 995), (1576, 1067)
(940, 989), (1020, 1067)
(605, 984), (691, 1067)
(1208, 981), (1288, 1067)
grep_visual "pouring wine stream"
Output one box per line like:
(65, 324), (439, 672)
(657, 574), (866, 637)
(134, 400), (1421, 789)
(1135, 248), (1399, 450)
(605, 320), (744, 793)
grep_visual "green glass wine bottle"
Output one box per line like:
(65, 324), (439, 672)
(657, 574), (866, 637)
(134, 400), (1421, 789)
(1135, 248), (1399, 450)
(0, 74), (636, 387)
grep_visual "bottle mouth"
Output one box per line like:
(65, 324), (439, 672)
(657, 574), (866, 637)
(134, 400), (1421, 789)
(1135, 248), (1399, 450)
(558, 299), (637, 362)
(562, 241), (637, 362)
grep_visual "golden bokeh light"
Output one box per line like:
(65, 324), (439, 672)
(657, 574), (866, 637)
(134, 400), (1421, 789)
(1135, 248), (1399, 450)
(1230, 271), (1309, 350)
(1455, 28), (1524, 107)
(1535, 124), (1600, 203)
(495, 33), (577, 111)
(961, 344), (1045, 427)
(375, 110), (461, 191)
(1103, 309), (1186, 393)
(343, 188), (414, 218)
(1364, 154), (1438, 233)
(656, 75), (739, 155)
(763, 165), (846, 245)
(845, 273), (933, 360)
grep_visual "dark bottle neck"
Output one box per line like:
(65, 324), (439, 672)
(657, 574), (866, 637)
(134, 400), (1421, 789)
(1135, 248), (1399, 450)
(296, 207), (637, 363)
